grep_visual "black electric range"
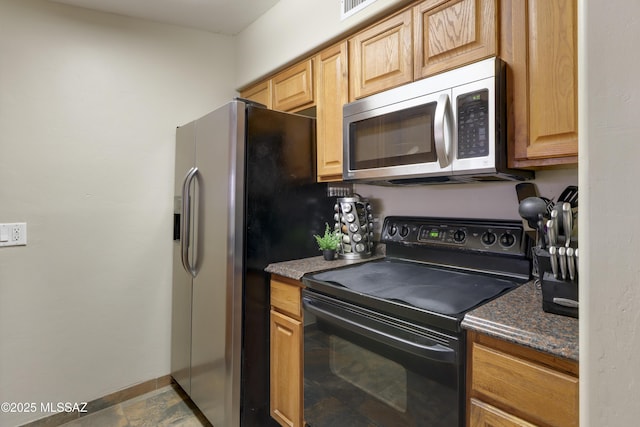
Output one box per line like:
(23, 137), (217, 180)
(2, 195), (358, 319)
(301, 216), (532, 427)
(304, 216), (532, 333)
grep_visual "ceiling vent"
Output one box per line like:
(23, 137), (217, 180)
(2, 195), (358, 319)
(341, 0), (379, 20)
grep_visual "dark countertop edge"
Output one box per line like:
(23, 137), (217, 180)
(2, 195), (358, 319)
(462, 281), (579, 362)
(461, 315), (578, 361)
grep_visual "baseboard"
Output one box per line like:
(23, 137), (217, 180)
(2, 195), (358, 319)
(20, 375), (173, 427)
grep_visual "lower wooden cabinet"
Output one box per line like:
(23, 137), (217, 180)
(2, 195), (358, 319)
(470, 398), (536, 427)
(270, 275), (304, 427)
(467, 331), (579, 427)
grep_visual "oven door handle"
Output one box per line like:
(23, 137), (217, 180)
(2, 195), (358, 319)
(303, 297), (456, 364)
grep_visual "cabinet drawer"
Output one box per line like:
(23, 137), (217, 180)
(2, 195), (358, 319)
(271, 276), (302, 320)
(469, 398), (536, 427)
(471, 342), (578, 427)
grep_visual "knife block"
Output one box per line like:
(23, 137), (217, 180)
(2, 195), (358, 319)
(534, 247), (578, 318)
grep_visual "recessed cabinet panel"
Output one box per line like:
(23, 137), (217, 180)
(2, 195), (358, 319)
(240, 80), (272, 109)
(270, 310), (303, 427)
(270, 275), (304, 427)
(349, 9), (413, 100)
(469, 399), (536, 427)
(273, 60), (314, 112)
(526, 0), (578, 160)
(503, 0), (578, 167)
(414, 0), (497, 79)
(316, 42), (348, 181)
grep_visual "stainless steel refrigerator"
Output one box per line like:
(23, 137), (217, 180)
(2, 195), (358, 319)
(171, 100), (332, 426)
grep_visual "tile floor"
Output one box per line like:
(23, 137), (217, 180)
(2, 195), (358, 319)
(58, 384), (211, 427)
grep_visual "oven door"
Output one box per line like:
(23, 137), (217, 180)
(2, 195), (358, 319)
(303, 290), (463, 427)
(343, 89), (454, 182)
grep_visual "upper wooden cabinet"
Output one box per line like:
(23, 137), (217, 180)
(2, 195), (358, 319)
(240, 60), (314, 113)
(414, 0), (497, 79)
(240, 80), (272, 109)
(502, 0), (578, 167)
(273, 59), (315, 112)
(315, 42), (348, 182)
(349, 8), (413, 101)
(240, 0), (578, 171)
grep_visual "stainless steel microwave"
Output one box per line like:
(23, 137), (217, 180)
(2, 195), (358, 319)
(342, 57), (533, 184)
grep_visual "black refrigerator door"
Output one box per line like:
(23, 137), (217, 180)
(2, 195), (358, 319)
(245, 105), (333, 267)
(241, 105), (334, 427)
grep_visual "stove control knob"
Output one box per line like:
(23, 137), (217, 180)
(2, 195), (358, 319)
(388, 224), (398, 236)
(499, 233), (516, 248)
(453, 229), (466, 243)
(399, 225), (410, 238)
(481, 232), (497, 246)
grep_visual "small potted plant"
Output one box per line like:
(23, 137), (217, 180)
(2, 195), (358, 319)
(314, 223), (341, 261)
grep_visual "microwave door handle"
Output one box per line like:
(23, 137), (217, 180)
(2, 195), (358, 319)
(434, 93), (453, 168)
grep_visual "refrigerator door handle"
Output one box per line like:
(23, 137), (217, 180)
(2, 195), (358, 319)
(181, 167), (199, 277)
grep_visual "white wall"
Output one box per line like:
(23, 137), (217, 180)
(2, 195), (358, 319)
(0, 1), (235, 425)
(580, 0), (640, 425)
(234, 0), (411, 87)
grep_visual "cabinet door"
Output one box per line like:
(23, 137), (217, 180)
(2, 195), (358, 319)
(414, 0), (497, 79)
(469, 399), (536, 427)
(471, 342), (579, 427)
(270, 310), (303, 427)
(503, 0), (578, 167)
(240, 80), (272, 109)
(315, 42), (348, 182)
(273, 60), (314, 112)
(349, 8), (413, 100)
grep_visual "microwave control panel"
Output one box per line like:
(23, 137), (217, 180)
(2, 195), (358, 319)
(457, 89), (489, 159)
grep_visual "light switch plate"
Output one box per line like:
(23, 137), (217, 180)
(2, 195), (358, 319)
(0, 223), (27, 247)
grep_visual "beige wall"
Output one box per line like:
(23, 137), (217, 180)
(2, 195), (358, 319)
(234, 0), (412, 87)
(579, 0), (640, 425)
(0, 1), (235, 425)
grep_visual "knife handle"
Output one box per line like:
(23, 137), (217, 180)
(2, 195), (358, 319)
(562, 202), (572, 247)
(567, 247), (576, 281)
(549, 246), (559, 279)
(558, 246), (567, 280)
(547, 219), (556, 247)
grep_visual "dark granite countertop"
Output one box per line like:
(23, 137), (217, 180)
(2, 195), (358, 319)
(265, 247), (385, 281)
(462, 281), (579, 361)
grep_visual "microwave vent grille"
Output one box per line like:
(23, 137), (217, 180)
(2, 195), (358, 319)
(341, 0), (378, 20)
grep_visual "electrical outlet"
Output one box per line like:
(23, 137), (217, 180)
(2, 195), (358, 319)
(0, 223), (27, 247)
